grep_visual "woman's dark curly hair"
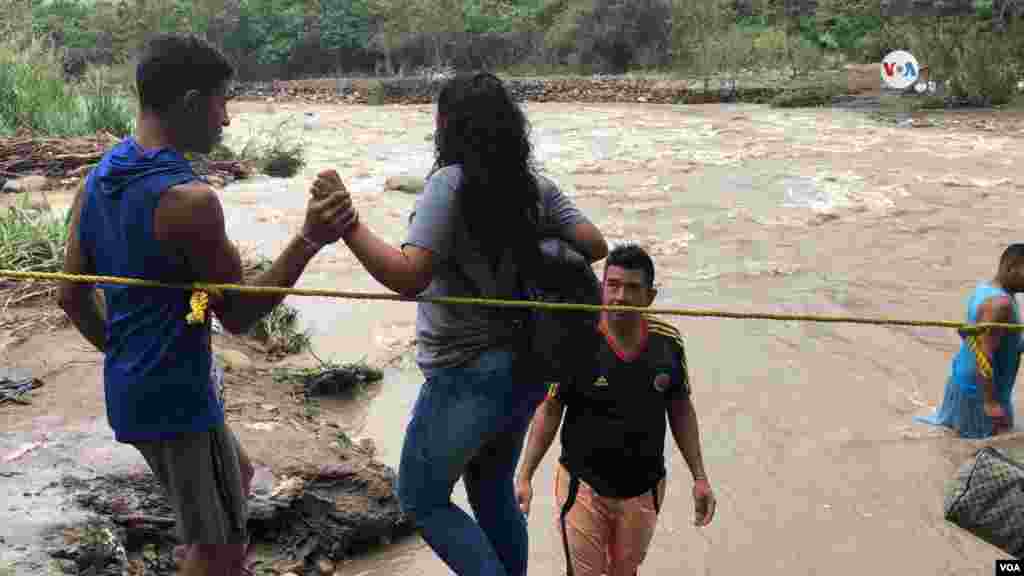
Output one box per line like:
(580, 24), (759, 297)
(433, 72), (541, 271)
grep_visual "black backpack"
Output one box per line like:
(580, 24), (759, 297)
(517, 238), (603, 384)
(457, 237), (603, 385)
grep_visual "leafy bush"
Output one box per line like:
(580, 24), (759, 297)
(238, 118), (308, 178)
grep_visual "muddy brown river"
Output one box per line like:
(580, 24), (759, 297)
(211, 100), (1024, 575)
(6, 99), (1024, 575)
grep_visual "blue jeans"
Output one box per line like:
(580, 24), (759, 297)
(397, 349), (546, 576)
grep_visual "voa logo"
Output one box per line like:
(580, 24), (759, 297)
(997, 560), (1023, 574)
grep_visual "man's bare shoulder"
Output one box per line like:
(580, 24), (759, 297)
(162, 180), (220, 210)
(156, 180), (224, 241)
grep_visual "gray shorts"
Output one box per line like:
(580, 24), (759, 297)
(132, 423), (248, 544)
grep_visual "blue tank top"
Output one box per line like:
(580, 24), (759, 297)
(79, 138), (222, 442)
(951, 282), (1020, 403)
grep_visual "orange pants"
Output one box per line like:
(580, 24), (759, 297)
(554, 463), (665, 576)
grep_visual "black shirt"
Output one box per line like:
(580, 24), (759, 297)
(554, 315), (689, 499)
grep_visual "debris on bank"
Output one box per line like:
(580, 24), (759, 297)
(0, 132), (255, 191)
(301, 363), (383, 397)
(0, 366), (42, 406)
(233, 75), (790, 106)
(0, 132), (119, 181)
(49, 459), (412, 576)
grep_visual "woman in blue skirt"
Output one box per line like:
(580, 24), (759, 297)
(916, 244), (1024, 438)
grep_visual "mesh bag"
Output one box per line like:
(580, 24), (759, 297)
(944, 446), (1024, 558)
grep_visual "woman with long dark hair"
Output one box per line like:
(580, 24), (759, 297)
(320, 72), (607, 574)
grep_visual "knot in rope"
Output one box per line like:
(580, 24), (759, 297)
(185, 285), (223, 325)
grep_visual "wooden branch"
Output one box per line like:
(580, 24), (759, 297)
(111, 514), (177, 528)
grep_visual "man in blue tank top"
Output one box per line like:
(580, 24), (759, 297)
(916, 244), (1024, 438)
(57, 35), (357, 575)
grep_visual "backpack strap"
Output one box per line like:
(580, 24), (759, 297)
(560, 472), (582, 576)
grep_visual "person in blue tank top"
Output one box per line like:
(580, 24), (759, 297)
(57, 34), (357, 576)
(916, 244), (1024, 439)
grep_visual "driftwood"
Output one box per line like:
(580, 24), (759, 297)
(112, 514), (177, 529)
(0, 134), (112, 178)
(0, 133), (255, 184)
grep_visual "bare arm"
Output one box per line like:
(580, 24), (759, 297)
(340, 220), (435, 297)
(975, 296), (1012, 405)
(668, 393), (708, 482)
(57, 184), (106, 352)
(565, 220), (608, 263)
(155, 182), (325, 334)
(517, 395), (564, 483)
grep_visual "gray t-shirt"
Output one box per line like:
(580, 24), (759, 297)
(402, 164), (590, 375)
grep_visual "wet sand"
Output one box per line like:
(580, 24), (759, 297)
(4, 99), (1024, 575)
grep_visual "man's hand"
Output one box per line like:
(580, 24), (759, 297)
(305, 169), (357, 245)
(515, 475), (533, 516)
(985, 401), (1010, 434)
(693, 478), (716, 527)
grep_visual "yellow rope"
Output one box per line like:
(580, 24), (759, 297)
(2, 268), (1021, 331)
(0, 268), (1015, 375)
(962, 326), (995, 380)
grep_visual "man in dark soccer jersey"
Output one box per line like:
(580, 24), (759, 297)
(515, 243), (715, 576)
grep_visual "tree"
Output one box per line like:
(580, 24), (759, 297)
(413, 0), (465, 66)
(367, 0), (419, 73)
(320, 0), (372, 51)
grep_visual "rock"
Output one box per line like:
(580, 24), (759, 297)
(266, 460), (414, 562)
(384, 175), (424, 195)
(318, 557), (335, 574)
(357, 437), (376, 457)
(46, 518), (130, 576)
(274, 559), (306, 574)
(2, 175), (48, 193)
(60, 462), (413, 568)
(215, 349), (252, 372)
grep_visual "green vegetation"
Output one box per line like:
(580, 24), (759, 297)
(236, 118), (308, 178)
(0, 197), (70, 304)
(0, 0), (1017, 111)
(272, 359), (384, 421)
(238, 253), (311, 355)
(0, 201), (68, 274)
(0, 31), (134, 137)
(0, 0), (1019, 127)
(249, 301), (311, 356)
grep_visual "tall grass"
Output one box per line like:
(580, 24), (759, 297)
(81, 67), (136, 136)
(0, 201), (68, 274)
(0, 34), (135, 137)
(0, 198), (70, 306)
